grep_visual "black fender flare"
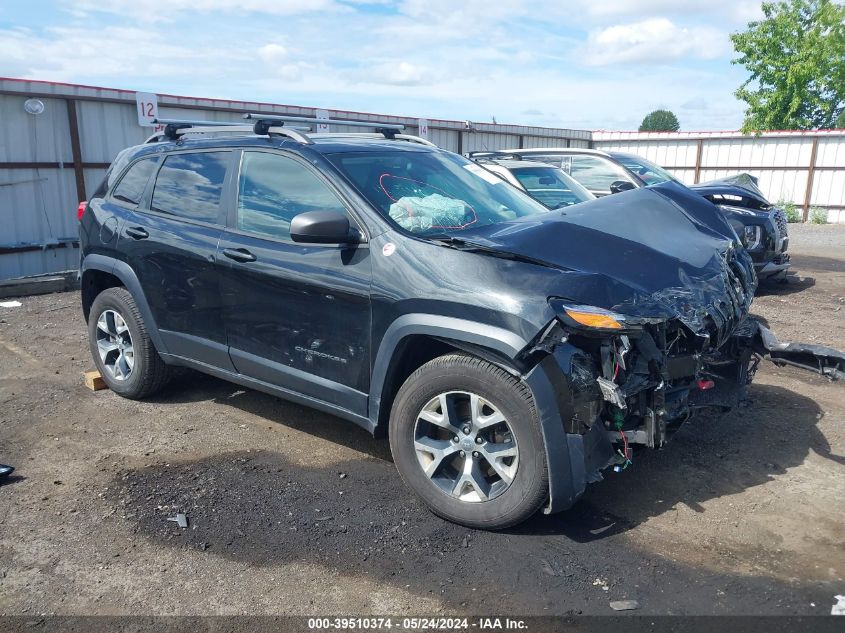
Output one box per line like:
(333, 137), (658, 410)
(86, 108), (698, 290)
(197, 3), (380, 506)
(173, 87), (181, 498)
(368, 313), (528, 424)
(369, 314), (578, 512)
(81, 254), (168, 355)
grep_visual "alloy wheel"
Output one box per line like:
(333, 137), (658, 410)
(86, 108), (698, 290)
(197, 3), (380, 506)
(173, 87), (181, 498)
(413, 391), (519, 502)
(95, 309), (135, 381)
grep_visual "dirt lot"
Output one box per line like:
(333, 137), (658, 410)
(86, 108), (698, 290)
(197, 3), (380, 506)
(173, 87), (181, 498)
(1, 224), (843, 617)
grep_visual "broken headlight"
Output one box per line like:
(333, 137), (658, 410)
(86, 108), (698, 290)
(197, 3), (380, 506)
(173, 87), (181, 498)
(549, 300), (636, 332)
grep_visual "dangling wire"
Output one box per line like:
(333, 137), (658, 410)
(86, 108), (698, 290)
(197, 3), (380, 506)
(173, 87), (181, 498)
(617, 430), (632, 469)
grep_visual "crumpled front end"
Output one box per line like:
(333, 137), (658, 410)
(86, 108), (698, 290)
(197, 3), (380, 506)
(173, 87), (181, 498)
(462, 182), (842, 513)
(525, 242), (843, 513)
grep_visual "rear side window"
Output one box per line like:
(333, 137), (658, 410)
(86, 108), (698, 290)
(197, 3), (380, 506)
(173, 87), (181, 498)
(112, 158), (157, 205)
(151, 152), (229, 223)
(236, 151), (347, 241)
(567, 156), (632, 192)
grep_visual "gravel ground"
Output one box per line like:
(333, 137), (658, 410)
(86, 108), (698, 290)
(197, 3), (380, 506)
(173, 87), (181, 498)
(785, 222), (845, 251)
(0, 226), (843, 617)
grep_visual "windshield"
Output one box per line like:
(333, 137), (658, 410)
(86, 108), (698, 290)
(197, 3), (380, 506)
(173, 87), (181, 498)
(611, 153), (677, 185)
(327, 150), (551, 236)
(509, 165), (594, 209)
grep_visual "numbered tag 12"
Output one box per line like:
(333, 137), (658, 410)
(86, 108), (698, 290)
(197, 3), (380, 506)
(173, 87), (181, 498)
(135, 92), (159, 127)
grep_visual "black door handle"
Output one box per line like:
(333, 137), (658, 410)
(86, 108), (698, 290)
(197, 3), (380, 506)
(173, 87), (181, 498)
(125, 226), (149, 240)
(222, 247), (257, 263)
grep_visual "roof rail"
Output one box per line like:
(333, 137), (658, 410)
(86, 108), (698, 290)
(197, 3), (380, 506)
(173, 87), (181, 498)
(312, 132), (437, 147)
(143, 114), (434, 148)
(146, 118), (312, 144)
(466, 151), (522, 161)
(243, 113), (405, 139)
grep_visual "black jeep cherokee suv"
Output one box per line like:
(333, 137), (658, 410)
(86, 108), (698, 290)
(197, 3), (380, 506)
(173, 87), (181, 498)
(79, 117), (845, 529)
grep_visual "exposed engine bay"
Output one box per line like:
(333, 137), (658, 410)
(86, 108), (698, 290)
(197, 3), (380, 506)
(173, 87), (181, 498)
(536, 314), (845, 478)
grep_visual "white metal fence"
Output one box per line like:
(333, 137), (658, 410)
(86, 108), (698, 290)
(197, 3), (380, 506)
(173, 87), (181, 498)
(593, 130), (845, 224)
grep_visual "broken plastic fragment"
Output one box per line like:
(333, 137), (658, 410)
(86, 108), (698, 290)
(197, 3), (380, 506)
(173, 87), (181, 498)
(167, 513), (188, 528)
(596, 377), (626, 410)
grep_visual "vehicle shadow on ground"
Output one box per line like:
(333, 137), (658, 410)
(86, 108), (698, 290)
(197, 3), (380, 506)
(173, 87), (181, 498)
(138, 374), (837, 544)
(754, 274), (815, 297)
(0, 475), (25, 488)
(147, 371), (392, 461)
(516, 382), (835, 540)
(789, 254), (845, 274)
(108, 380), (838, 614)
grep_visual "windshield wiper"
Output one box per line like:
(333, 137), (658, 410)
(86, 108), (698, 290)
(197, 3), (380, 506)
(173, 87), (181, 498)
(426, 235), (555, 267)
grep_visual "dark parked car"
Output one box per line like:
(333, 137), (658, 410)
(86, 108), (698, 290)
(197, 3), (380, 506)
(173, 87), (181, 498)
(78, 116), (844, 529)
(503, 148), (791, 280)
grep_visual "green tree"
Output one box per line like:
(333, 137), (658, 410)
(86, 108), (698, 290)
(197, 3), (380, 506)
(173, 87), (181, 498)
(639, 109), (680, 132)
(731, 0), (845, 132)
(836, 109), (845, 128)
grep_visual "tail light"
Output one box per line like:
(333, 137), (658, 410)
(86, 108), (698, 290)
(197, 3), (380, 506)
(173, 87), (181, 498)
(77, 201), (86, 221)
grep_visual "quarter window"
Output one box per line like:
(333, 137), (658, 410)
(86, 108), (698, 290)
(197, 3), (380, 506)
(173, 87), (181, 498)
(567, 156), (632, 192)
(150, 152), (229, 223)
(237, 152), (348, 241)
(112, 158), (157, 206)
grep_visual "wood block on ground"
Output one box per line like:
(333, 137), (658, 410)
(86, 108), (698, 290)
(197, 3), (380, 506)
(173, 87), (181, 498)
(84, 370), (107, 391)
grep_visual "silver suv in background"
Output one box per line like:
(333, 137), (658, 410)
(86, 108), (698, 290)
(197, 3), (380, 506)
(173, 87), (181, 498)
(467, 153), (595, 210)
(502, 148), (791, 281)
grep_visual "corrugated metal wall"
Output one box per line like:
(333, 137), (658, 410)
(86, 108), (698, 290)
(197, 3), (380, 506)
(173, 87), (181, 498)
(594, 130), (845, 224)
(0, 78), (592, 279)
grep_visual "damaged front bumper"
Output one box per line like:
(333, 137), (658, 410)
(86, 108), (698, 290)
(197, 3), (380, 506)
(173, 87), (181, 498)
(756, 323), (845, 380)
(524, 316), (845, 515)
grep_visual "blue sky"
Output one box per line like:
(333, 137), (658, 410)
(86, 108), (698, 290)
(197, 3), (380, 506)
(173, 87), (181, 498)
(0, 0), (767, 130)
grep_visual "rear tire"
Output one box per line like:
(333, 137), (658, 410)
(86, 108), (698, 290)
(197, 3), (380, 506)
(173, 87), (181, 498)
(88, 287), (170, 399)
(389, 353), (548, 529)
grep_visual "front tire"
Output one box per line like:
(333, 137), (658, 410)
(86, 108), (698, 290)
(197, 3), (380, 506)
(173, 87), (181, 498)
(389, 353), (548, 529)
(87, 287), (170, 399)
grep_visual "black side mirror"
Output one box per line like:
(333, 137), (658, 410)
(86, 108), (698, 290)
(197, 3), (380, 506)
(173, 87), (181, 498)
(610, 180), (636, 194)
(290, 210), (354, 244)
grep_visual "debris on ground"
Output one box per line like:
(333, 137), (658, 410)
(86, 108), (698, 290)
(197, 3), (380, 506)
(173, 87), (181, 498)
(167, 513), (188, 528)
(0, 301), (22, 308)
(609, 600), (640, 611)
(589, 523), (616, 535)
(540, 559), (557, 577)
(592, 578), (609, 591)
(832, 595), (845, 615)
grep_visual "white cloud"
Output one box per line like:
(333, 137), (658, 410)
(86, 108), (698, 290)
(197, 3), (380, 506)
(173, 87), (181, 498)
(67, 0), (340, 21)
(0, 26), (242, 81)
(0, 1), (758, 130)
(258, 44), (289, 64)
(581, 18), (726, 66)
(569, 0), (763, 26)
(365, 61), (435, 86)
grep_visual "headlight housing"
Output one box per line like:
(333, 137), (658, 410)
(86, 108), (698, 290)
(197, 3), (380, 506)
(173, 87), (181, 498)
(549, 300), (630, 331)
(743, 225), (762, 250)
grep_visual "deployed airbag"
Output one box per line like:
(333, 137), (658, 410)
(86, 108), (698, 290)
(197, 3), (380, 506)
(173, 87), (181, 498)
(389, 194), (475, 232)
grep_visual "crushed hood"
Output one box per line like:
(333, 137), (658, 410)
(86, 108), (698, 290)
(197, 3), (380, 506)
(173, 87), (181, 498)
(461, 182), (756, 343)
(690, 173), (771, 207)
